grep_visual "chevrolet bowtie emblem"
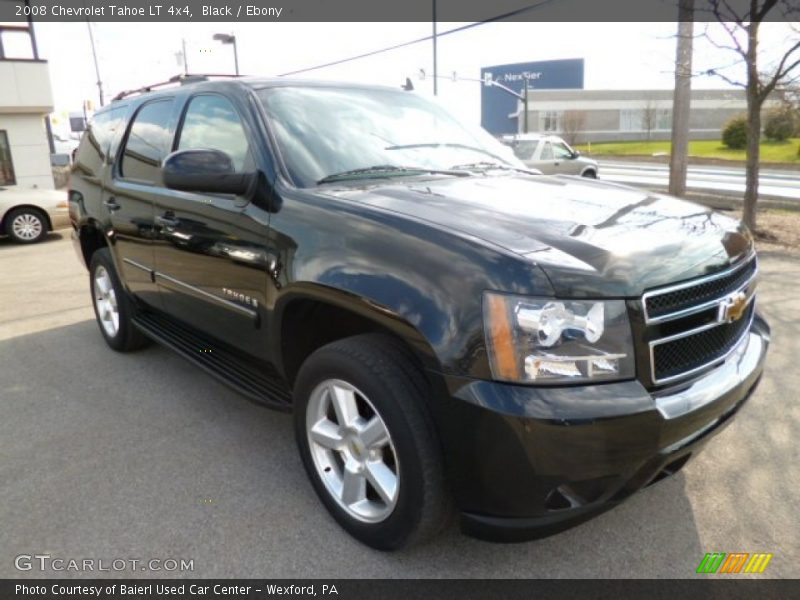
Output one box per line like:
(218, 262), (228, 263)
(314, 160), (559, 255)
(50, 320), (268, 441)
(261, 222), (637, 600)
(720, 291), (748, 323)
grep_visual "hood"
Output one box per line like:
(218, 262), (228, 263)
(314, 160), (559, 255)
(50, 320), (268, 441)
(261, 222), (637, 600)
(328, 174), (753, 297)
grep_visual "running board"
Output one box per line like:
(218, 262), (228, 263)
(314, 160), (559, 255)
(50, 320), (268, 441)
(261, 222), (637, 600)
(133, 310), (293, 411)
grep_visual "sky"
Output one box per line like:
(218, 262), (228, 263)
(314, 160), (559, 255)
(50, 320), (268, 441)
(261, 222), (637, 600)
(27, 21), (798, 127)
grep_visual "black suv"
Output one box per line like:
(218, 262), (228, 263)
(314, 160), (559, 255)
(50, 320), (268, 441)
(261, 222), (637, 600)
(69, 76), (769, 550)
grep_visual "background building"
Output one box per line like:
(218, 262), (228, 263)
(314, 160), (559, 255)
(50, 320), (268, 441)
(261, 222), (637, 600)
(481, 59), (584, 135)
(514, 88), (767, 144)
(0, 23), (55, 189)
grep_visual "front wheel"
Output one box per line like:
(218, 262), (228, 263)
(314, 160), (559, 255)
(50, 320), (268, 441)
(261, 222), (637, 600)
(294, 334), (451, 550)
(89, 248), (150, 352)
(582, 169), (598, 178)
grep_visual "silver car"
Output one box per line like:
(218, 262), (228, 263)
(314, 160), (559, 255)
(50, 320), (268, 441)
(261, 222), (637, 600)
(502, 134), (598, 178)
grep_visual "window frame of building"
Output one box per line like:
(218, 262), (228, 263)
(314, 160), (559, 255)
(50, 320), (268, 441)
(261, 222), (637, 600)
(0, 130), (17, 186)
(540, 111), (561, 133)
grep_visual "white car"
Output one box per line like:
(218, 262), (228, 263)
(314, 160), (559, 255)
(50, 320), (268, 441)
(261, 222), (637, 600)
(0, 186), (69, 243)
(501, 134), (599, 178)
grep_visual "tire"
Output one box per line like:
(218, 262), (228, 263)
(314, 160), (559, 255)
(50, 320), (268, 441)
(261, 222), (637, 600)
(294, 334), (451, 550)
(89, 248), (150, 352)
(582, 169), (597, 179)
(5, 207), (48, 243)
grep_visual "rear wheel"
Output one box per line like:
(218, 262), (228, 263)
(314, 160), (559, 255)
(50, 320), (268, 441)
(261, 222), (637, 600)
(294, 334), (451, 550)
(89, 248), (150, 352)
(5, 208), (47, 243)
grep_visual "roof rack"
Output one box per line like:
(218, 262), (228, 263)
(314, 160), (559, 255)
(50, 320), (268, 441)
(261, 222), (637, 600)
(111, 73), (243, 101)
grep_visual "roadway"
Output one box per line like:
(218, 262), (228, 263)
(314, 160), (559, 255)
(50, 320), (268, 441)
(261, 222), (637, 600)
(599, 160), (800, 201)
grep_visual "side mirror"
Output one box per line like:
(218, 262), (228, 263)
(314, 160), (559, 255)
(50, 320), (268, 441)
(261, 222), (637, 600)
(163, 149), (254, 196)
(572, 150), (581, 158)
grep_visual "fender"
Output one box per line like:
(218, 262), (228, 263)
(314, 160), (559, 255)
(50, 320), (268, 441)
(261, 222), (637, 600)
(266, 190), (555, 380)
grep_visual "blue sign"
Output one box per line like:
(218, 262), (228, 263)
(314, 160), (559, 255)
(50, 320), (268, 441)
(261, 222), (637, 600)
(481, 58), (584, 135)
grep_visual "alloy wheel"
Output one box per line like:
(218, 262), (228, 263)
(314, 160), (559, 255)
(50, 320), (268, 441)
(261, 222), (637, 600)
(11, 213), (43, 241)
(93, 265), (120, 337)
(306, 379), (400, 523)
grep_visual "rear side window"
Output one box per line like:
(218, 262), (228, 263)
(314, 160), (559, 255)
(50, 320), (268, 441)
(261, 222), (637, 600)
(76, 108), (125, 176)
(177, 95), (250, 172)
(120, 100), (174, 184)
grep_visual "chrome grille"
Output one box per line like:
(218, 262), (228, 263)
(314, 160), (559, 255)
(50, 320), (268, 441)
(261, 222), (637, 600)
(643, 255), (758, 386)
(644, 258), (757, 322)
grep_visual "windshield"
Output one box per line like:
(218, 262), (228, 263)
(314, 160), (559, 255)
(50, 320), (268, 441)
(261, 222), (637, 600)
(258, 86), (525, 187)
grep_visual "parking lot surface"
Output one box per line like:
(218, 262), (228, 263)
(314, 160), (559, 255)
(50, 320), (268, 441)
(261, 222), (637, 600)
(1, 232), (798, 578)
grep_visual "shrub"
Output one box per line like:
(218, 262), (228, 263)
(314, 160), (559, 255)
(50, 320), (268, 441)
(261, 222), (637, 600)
(764, 109), (795, 142)
(722, 116), (748, 149)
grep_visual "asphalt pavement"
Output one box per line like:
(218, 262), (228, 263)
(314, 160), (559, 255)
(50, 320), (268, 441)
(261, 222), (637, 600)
(600, 160), (800, 201)
(1, 232), (798, 578)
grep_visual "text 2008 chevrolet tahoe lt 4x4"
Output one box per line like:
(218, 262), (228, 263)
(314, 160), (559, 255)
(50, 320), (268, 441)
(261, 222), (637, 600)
(69, 77), (769, 550)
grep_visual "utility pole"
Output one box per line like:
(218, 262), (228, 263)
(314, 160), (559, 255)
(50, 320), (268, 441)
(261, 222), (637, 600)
(668, 0), (693, 197)
(523, 79), (529, 134)
(86, 20), (104, 106)
(432, 0), (438, 96)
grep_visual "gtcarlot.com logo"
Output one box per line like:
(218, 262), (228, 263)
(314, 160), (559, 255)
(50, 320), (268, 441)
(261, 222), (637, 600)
(696, 552), (773, 574)
(15, 554), (194, 573)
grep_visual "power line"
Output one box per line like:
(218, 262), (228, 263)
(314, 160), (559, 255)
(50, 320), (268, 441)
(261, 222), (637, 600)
(277, 0), (560, 77)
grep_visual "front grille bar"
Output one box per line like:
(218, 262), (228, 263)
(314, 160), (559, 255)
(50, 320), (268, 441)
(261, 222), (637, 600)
(648, 299), (756, 385)
(642, 254), (757, 324)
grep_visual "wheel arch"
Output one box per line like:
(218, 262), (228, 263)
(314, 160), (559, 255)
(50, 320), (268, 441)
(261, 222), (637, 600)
(2, 204), (52, 232)
(272, 285), (444, 389)
(75, 219), (110, 268)
(580, 165), (598, 177)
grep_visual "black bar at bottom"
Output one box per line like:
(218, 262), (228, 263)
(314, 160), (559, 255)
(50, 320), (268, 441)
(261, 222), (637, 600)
(1, 579), (798, 600)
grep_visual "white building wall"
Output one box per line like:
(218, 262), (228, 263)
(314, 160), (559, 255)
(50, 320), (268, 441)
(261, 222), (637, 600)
(0, 59), (55, 189)
(0, 114), (54, 189)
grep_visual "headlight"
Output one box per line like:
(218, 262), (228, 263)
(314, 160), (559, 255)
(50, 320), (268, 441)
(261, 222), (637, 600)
(483, 292), (635, 383)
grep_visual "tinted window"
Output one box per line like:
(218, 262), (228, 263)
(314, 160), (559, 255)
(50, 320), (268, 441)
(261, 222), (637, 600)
(540, 142), (553, 160)
(76, 108), (126, 176)
(121, 100), (174, 183)
(0, 131), (15, 186)
(177, 95), (250, 172)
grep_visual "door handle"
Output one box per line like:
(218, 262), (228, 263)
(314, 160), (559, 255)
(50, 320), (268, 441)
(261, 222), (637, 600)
(156, 213), (180, 228)
(103, 197), (121, 212)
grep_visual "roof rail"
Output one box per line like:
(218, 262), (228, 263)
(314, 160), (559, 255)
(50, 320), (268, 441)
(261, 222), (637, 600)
(111, 73), (243, 101)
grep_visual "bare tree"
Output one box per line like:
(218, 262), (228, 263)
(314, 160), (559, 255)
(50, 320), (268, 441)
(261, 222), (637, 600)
(669, 0), (694, 197)
(642, 97), (659, 141)
(561, 110), (587, 145)
(701, 1), (800, 231)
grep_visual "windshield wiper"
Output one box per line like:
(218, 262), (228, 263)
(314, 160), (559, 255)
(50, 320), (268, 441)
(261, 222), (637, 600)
(449, 161), (539, 176)
(317, 165), (469, 185)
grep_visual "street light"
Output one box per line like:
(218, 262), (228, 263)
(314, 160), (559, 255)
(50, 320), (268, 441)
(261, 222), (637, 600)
(485, 76), (530, 134)
(213, 33), (239, 75)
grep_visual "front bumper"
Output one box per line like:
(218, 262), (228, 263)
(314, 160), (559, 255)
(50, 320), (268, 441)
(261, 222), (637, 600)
(435, 313), (769, 542)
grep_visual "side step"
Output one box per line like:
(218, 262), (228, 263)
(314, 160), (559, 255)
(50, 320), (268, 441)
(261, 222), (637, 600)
(133, 310), (293, 411)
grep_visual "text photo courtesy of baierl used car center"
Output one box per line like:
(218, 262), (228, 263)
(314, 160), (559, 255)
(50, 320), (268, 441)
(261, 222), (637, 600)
(0, 0), (798, 596)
